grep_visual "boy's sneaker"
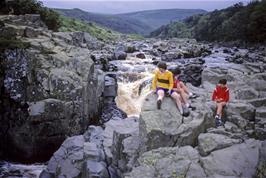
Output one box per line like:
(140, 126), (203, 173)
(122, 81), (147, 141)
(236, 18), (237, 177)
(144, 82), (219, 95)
(182, 105), (190, 117)
(215, 115), (223, 127)
(188, 105), (196, 111)
(189, 93), (198, 99)
(157, 99), (162, 110)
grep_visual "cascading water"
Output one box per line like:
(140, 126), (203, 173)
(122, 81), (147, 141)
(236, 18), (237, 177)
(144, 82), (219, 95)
(116, 73), (153, 116)
(112, 56), (155, 117)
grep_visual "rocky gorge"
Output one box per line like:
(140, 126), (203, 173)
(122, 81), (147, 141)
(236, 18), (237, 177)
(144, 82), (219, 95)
(0, 14), (266, 178)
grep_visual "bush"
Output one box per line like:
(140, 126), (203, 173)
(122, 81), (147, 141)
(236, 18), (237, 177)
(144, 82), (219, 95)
(5, 0), (61, 31)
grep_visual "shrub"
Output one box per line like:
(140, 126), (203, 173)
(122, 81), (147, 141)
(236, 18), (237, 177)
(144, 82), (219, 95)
(5, 0), (61, 31)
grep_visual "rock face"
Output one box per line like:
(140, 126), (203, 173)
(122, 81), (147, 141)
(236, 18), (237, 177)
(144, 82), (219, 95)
(0, 15), (117, 162)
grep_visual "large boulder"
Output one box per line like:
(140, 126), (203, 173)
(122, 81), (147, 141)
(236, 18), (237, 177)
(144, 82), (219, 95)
(200, 139), (263, 178)
(139, 93), (213, 153)
(198, 133), (242, 156)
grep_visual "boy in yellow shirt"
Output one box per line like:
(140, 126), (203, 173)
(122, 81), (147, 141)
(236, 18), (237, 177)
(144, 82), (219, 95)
(152, 62), (184, 115)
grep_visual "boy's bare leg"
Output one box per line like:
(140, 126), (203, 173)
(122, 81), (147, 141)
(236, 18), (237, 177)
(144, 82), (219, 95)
(157, 90), (165, 101)
(179, 89), (189, 105)
(216, 102), (227, 117)
(156, 89), (165, 109)
(171, 92), (183, 115)
(179, 82), (190, 95)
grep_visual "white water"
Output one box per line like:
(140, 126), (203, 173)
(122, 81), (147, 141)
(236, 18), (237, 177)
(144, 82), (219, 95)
(116, 73), (153, 117)
(114, 56), (155, 117)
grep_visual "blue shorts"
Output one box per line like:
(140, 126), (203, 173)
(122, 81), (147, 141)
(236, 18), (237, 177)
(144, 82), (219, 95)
(156, 87), (174, 95)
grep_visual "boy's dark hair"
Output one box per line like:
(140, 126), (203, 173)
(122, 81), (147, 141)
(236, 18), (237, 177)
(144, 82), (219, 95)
(219, 79), (227, 85)
(172, 67), (181, 75)
(157, 61), (167, 70)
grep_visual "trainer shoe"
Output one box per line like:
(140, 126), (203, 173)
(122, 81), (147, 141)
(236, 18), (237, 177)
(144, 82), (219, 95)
(188, 105), (196, 111)
(189, 93), (198, 99)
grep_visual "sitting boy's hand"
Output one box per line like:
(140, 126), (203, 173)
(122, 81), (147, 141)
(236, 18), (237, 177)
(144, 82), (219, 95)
(216, 98), (223, 102)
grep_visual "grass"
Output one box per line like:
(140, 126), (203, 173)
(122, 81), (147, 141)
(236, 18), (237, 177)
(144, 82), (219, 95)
(58, 16), (144, 42)
(58, 16), (120, 42)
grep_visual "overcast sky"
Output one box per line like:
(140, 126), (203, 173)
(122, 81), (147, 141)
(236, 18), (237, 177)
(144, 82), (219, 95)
(40, 0), (250, 14)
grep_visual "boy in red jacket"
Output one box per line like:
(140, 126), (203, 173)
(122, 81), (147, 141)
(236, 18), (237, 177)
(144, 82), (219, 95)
(212, 79), (229, 127)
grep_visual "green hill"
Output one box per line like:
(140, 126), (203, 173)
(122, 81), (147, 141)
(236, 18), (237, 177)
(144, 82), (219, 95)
(58, 15), (120, 41)
(55, 8), (152, 35)
(150, 1), (266, 43)
(118, 9), (206, 30)
(55, 8), (206, 35)
(58, 16), (144, 41)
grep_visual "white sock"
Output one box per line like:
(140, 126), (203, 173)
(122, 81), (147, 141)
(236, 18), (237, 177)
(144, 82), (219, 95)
(179, 106), (183, 114)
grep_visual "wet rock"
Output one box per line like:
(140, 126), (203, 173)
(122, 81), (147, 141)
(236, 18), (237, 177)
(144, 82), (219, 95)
(135, 52), (146, 59)
(100, 103), (127, 123)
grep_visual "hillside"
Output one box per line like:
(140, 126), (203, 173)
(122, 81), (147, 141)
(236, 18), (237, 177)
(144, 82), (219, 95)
(58, 16), (144, 41)
(55, 8), (206, 35)
(118, 8), (206, 30)
(55, 8), (152, 35)
(58, 16), (120, 41)
(150, 1), (266, 43)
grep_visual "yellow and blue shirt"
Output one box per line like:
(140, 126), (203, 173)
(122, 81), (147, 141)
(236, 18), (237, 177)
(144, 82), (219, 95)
(152, 69), (173, 91)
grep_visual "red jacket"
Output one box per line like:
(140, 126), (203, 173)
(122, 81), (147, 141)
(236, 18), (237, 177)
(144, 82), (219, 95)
(212, 85), (229, 102)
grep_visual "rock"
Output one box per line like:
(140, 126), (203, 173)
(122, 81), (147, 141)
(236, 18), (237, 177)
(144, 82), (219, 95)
(42, 129), (110, 178)
(235, 87), (259, 100)
(100, 103), (127, 123)
(113, 45), (127, 60)
(125, 45), (137, 53)
(126, 146), (203, 178)
(83, 161), (109, 178)
(111, 118), (139, 173)
(104, 75), (117, 98)
(256, 141), (266, 177)
(139, 93), (213, 153)
(247, 73), (266, 92)
(200, 139), (262, 178)
(248, 98), (266, 107)
(226, 102), (256, 122)
(24, 26), (41, 38)
(198, 133), (242, 156)
(161, 51), (182, 61)
(135, 52), (146, 59)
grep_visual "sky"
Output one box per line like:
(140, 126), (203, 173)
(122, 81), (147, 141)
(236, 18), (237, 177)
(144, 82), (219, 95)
(40, 0), (250, 14)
